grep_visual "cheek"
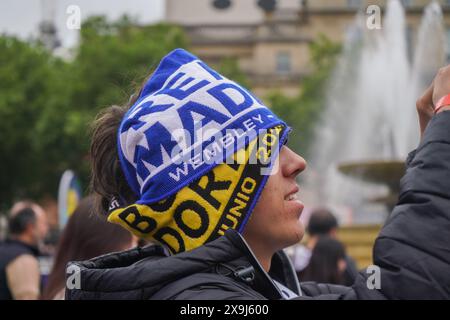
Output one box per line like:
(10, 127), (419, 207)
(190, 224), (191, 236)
(255, 176), (283, 214)
(251, 178), (284, 225)
(40, 222), (47, 234)
(248, 183), (276, 227)
(264, 174), (284, 205)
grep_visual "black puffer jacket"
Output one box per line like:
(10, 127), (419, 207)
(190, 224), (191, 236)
(66, 112), (450, 300)
(65, 229), (355, 300)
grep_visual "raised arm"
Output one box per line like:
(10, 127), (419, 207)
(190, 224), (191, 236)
(353, 66), (450, 300)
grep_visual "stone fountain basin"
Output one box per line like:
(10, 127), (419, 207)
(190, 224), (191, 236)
(337, 160), (405, 192)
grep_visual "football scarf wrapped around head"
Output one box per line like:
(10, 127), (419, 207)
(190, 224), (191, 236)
(108, 48), (290, 253)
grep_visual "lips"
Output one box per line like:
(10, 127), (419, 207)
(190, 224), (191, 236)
(285, 193), (299, 201)
(284, 186), (300, 201)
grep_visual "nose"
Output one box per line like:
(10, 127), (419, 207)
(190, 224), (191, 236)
(282, 146), (307, 178)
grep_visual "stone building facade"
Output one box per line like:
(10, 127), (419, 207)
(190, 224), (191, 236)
(165, 0), (450, 97)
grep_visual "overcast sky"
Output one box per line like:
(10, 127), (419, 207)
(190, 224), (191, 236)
(0, 0), (165, 47)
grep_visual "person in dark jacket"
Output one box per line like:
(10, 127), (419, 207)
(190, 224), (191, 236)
(66, 49), (450, 300)
(0, 202), (49, 300)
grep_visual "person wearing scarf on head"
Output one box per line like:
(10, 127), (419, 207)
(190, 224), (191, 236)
(66, 49), (450, 300)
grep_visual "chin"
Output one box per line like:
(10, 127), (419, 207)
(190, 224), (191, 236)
(293, 221), (305, 243)
(282, 228), (304, 248)
(296, 229), (305, 243)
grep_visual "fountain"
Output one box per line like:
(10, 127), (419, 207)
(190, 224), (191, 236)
(337, 160), (405, 212)
(304, 0), (446, 224)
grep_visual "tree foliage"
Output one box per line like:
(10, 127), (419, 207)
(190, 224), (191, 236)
(0, 16), (186, 210)
(0, 20), (339, 211)
(266, 35), (342, 158)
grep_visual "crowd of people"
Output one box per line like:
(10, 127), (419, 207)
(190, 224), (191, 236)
(0, 197), (136, 299)
(288, 208), (358, 286)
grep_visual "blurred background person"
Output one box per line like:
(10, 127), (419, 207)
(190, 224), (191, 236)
(41, 196), (137, 300)
(0, 201), (49, 300)
(300, 236), (347, 285)
(290, 208), (358, 286)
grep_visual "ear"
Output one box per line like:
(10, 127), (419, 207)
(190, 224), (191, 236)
(338, 258), (347, 273)
(24, 221), (36, 234)
(329, 228), (338, 238)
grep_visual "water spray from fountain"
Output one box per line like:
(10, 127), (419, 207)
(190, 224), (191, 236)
(305, 0), (446, 224)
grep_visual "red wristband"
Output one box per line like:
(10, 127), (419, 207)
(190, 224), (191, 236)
(435, 94), (450, 114)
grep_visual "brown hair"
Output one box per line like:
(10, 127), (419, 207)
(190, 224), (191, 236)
(89, 104), (134, 216)
(300, 236), (346, 285)
(41, 196), (133, 300)
(89, 80), (147, 216)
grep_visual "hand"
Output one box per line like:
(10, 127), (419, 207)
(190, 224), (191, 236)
(417, 65), (450, 139)
(433, 65), (450, 107)
(416, 83), (434, 139)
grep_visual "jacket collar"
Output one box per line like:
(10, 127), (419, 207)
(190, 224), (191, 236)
(67, 229), (300, 299)
(223, 230), (301, 298)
